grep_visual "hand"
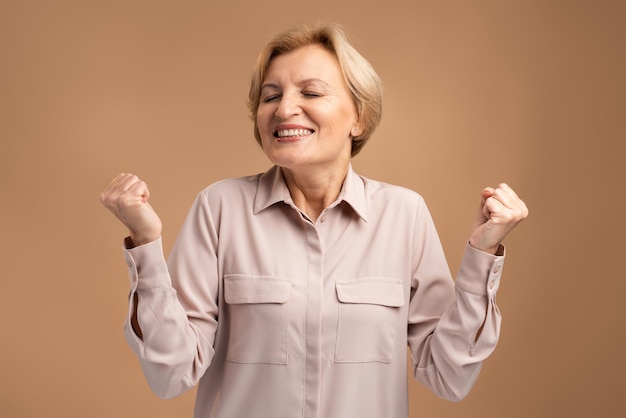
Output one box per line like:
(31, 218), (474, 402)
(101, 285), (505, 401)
(469, 183), (528, 254)
(100, 173), (163, 246)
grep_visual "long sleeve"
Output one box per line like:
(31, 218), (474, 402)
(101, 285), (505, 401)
(116, 167), (508, 418)
(122, 192), (219, 399)
(408, 198), (504, 401)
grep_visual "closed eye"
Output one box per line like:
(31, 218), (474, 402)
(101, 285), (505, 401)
(262, 94), (281, 103)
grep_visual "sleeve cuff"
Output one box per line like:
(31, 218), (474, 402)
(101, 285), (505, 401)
(455, 242), (506, 296)
(122, 237), (171, 290)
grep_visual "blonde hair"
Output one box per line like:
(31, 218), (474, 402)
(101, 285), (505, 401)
(248, 23), (383, 156)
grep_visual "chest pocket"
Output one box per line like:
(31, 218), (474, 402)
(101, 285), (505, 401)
(335, 278), (404, 363)
(224, 275), (291, 364)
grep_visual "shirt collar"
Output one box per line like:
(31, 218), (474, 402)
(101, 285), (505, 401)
(253, 164), (368, 222)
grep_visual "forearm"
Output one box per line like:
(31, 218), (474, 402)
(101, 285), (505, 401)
(410, 243), (504, 401)
(124, 286), (214, 398)
(123, 238), (216, 399)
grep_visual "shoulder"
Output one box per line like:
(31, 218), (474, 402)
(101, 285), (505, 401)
(360, 174), (426, 206)
(196, 173), (263, 205)
(200, 173), (262, 193)
(350, 173), (437, 232)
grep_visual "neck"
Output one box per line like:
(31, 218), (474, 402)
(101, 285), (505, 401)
(281, 162), (349, 221)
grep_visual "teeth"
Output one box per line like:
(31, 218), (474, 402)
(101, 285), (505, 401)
(276, 128), (312, 138)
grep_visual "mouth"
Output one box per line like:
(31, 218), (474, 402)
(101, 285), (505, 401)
(274, 128), (314, 141)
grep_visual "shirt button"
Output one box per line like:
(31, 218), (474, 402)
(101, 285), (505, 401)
(320, 215), (327, 223)
(489, 281), (496, 289)
(493, 265), (501, 274)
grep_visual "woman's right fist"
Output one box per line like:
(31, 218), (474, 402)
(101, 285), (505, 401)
(100, 173), (163, 246)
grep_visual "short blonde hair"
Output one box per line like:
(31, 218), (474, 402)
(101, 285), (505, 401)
(248, 23), (383, 156)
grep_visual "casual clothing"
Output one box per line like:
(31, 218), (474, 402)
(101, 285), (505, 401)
(122, 165), (505, 418)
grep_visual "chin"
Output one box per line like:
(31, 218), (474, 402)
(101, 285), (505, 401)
(263, 146), (308, 167)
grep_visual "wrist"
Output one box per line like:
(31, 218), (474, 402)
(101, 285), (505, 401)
(469, 239), (501, 255)
(128, 232), (160, 248)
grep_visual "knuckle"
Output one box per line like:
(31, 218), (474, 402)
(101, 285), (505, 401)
(119, 193), (134, 205)
(100, 193), (115, 207)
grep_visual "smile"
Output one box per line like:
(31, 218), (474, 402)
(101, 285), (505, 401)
(274, 128), (314, 139)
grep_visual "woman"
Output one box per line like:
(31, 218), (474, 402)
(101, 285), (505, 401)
(101, 23), (528, 418)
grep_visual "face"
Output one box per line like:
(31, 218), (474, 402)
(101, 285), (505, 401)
(256, 44), (360, 173)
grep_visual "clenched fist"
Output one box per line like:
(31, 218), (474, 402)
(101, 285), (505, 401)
(100, 173), (163, 247)
(469, 183), (529, 254)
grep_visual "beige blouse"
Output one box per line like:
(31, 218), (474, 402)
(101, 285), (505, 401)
(122, 165), (505, 418)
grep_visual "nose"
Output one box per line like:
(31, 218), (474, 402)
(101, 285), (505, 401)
(274, 92), (302, 120)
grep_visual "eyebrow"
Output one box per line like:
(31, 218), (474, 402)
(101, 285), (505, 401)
(260, 78), (330, 92)
(260, 83), (279, 93)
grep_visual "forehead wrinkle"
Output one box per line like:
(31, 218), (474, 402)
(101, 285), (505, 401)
(297, 77), (330, 87)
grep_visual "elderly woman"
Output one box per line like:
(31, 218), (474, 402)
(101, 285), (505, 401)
(101, 23), (528, 418)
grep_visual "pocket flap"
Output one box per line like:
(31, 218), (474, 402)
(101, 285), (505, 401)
(336, 279), (404, 307)
(224, 275), (291, 304)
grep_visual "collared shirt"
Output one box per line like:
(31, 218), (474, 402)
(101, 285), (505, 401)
(122, 165), (505, 418)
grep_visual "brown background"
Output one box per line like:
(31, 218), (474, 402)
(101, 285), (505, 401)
(1, 0), (624, 417)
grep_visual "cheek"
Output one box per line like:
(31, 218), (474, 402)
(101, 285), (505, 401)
(329, 108), (357, 133)
(256, 109), (271, 133)
(256, 109), (266, 127)
(332, 99), (358, 125)
(256, 114), (273, 146)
